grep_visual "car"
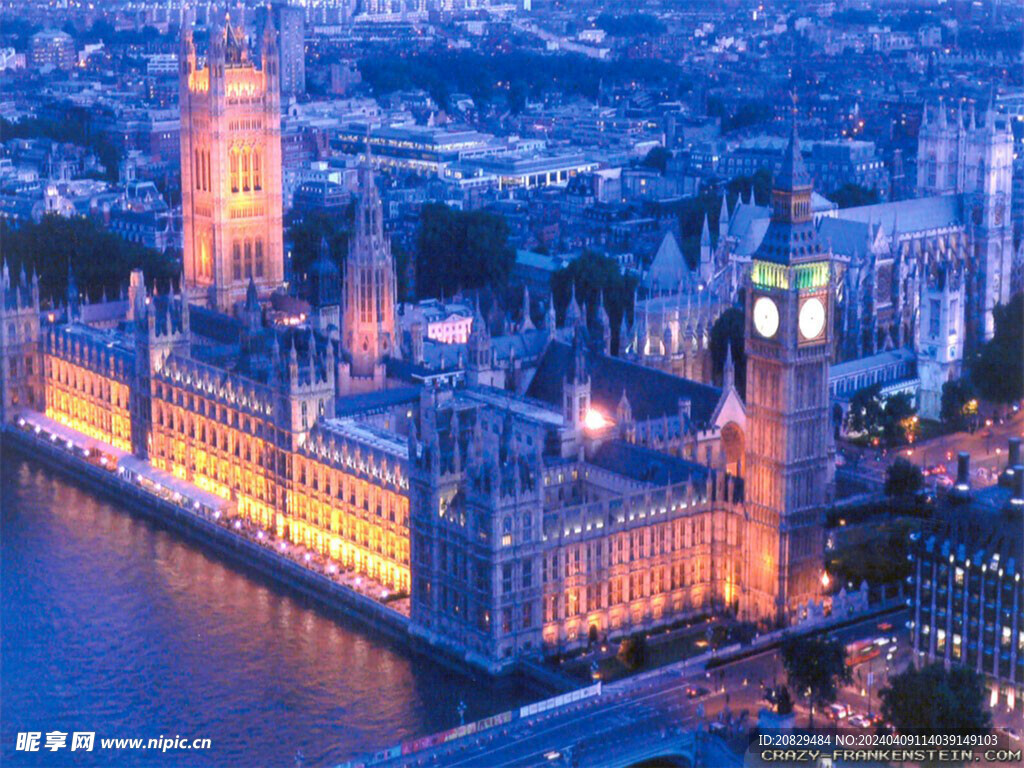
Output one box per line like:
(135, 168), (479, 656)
(873, 636), (891, 647)
(877, 622), (893, 632)
(544, 751), (562, 761)
(826, 703), (849, 720)
(685, 685), (710, 699)
(924, 463), (947, 477)
(848, 714), (872, 729)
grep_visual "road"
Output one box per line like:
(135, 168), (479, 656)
(841, 410), (1023, 489)
(367, 609), (911, 768)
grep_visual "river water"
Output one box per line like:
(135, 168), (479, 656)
(1, 452), (532, 767)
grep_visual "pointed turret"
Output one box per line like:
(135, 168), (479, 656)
(565, 282), (582, 328)
(520, 285), (535, 331)
(719, 194), (729, 240)
(723, 339), (735, 390)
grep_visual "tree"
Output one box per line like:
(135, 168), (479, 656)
(939, 379), (976, 431)
(846, 383), (885, 436)
(641, 146), (670, 174)
(617, 635), (648, 670)
(880, 663), (992, 735)
(829, 184), (881, 209)
(287, 208), (351, 280)
(550, 252), (637, 353)
(0, 216), (178, 304)
(971, 293), (1024, 405)
(415, 204), (514, 299)
(885, 458), (924, 498)
(780, 636), (851, 728)
(710, 307), (746, 395)
(845, 385), (918, 446)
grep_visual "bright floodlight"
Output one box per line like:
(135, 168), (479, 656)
(584, 408), (607, 431)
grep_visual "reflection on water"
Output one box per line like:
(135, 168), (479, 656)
(1, 454), (532, 767)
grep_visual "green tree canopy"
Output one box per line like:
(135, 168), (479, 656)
(880, 663), (992, 735)
(829, 183), (880, 209)
(884, 457), (924, 498)
(780, 636), (851, 727)
(287, 208), (351, 279)
(846, 385), (918, 446)
(939, 378), (976, 430)
(971, 293), (1024, 405)
(550, 251), (637, 353)
(415, 203), (514, 299)
(0, 216), (178, 305)
(641, 145), (670, 174)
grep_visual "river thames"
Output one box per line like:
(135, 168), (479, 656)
(1, 453), (533, 767)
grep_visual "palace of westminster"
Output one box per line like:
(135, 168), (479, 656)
(0, 16), (1018, 673)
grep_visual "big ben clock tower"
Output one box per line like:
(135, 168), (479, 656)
(743, 120), (831, 626)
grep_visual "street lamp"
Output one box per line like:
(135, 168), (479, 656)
(457, 699), (467, 727)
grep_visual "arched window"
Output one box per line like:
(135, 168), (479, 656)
(251, 149), (261, 191)
(229, 148), (239, 193)
(195, 149), (202, 190)
(244, 240), (253, 278)
(241, 146), (251, 192)
(232, 242), (242, 280)
(254, 239), (264, 278)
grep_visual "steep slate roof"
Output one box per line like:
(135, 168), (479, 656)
(526, 341), (723, 425)
(643, 231), (691, 294)
(838, 195), (963, 235)
(591, 439), (709, 485)
(817, 217), (873, 258)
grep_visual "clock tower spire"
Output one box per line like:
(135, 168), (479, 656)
(743, 115), (832, 626)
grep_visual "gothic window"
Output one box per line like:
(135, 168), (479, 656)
(927, 153), (937, 188)
(232, 242), (242, 280)
(252, 149), (261, 190)
(195, 149), (202, 190)
(255, 240), (264, 278)
(204, 150), (211, 191)
(929, 299), (941, 338)
(241, 146), (251, 192)
(244, 240), (253, 278)
(229, 148), (239, 193)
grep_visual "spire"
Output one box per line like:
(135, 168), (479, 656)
(245, 275), (259, 311)
(775, 107), (811, 192)
(520, 285), (535, 331)
(565, 282), (582, 327)
(596, 289), (610, 329)
(723, 339), (735, 390)
(700, 213), (711, 248)
(718, 194), (729, 239)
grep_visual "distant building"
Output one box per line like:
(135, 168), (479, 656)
(29, 30), (75, 71)
(277, 4), (306, 97)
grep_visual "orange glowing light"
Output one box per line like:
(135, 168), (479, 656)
(583, 408), (608, 431)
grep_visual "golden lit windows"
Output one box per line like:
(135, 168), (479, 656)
(229, 148), (239, 193)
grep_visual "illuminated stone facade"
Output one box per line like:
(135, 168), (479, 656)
(743, 125), (832, 625)
(1, 128), (835, 675)
(179, 14), (285, 313)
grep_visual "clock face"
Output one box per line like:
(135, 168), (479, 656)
(753, 296), (780, 338)
(799, 296), (826, 341)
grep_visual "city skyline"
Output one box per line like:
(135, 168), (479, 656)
(1, 2), (1022, 766)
